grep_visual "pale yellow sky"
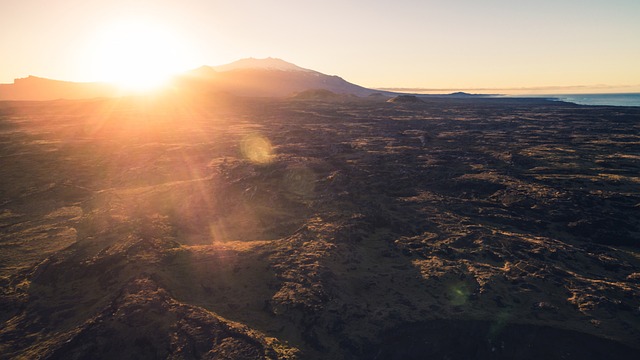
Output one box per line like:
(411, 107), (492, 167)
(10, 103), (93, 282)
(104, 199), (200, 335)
(2, 0), (639, 93)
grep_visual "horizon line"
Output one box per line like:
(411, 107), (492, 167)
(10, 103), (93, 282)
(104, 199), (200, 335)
(375, 84), (640, 94)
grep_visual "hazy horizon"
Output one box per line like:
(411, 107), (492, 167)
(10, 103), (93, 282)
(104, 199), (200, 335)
(2, 0), (639, 93)
(4, 57), (640, 97)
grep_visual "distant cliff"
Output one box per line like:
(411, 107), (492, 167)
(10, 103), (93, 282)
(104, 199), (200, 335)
(0, 76), (120, 101)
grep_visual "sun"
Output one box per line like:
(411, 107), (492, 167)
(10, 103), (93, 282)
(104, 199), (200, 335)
(91, 20), (193, 91)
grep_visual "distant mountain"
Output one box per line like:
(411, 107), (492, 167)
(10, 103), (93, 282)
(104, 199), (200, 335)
(174, 58), (379, 98)
(0, 58), (383, 100)
(0, 76), (119, 101)
(445, 91), (493, 97)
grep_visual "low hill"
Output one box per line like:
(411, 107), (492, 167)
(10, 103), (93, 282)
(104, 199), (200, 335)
(387, 94), (424, 103)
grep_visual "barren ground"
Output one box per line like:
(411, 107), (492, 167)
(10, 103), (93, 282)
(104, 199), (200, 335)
(1, 95), (639, 359)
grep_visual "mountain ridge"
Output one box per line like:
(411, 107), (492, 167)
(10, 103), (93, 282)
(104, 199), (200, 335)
(0, 58), (380, 100)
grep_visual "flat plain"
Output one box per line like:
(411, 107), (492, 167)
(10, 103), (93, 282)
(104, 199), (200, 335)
(1, 94), (639, 359)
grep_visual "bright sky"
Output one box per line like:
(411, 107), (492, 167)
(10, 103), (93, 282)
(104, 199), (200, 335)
(2, 0), (639, 93)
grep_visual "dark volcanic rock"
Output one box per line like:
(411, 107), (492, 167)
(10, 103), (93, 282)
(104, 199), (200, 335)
(47, 278), (280, 360)
(364, 320), (639, 360)
(0, 96), (639, 359)
(387, 95), (424, 103)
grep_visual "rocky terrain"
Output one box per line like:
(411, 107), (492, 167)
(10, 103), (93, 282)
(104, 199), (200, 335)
(0, 95), (639, 359)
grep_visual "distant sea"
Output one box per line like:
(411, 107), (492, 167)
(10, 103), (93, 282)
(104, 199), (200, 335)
(530, 93), (640, 107)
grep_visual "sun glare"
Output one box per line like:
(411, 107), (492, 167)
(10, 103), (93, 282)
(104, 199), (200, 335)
(91, 20), (192, 91)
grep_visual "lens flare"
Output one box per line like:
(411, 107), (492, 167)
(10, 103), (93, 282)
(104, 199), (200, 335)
(240, 134), (274, 164)
(448, 282), (471, 306)
(284, 166), (316, 198)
